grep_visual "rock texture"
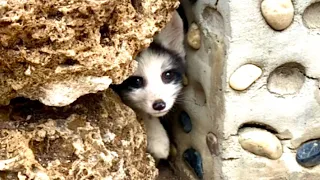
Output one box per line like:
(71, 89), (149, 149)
(0, 89), (158, 179)
(0, 0), (179, 106)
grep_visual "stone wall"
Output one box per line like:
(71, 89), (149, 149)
(0, 0), (179, 106)
(170, 0), (320, 179)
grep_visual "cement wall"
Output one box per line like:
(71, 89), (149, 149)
(170, 0), (320, 179)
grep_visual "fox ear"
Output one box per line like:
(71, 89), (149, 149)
(154, 11), (185, 58)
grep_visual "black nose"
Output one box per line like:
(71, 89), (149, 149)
(152, 100), (166, 111)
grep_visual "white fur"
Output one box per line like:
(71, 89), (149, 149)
(142, 113), (170, 160)
(120, 10), (185, 161)
(124, 51), (182, 117)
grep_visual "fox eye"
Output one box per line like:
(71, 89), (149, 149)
(161, 70), (176, 84)
(127, 76), (144, 88)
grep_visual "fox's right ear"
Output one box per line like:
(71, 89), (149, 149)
(154, 11), (185, 58)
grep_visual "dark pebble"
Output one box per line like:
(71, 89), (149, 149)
(183, 148), (203, 179)
(179, 111), (192, 133)
(296, 139), (320, 168)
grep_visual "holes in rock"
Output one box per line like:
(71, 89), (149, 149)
(303, 2), (320, 29)
(99, 25), (113, 46)
(47, 10), (64, 21)
(267, 62), (305, 95)
(29, 137), (77, 167)
(0, 171), (18, 180)
(62, 58), (79, 66)
(8, 97), (73, 123)
(238, 122), (278, 134)
(193, 82), (206, 106)
(130, 0), (143, 13)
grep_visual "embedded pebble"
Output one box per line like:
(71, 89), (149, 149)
(169, 144), (177, 159)
(179, 111), (192, 133)
(187, 23), (201, 50)
(206, 132), (219, 155)
(229, 64), (262, 91)
(183, 148), (203, 179)
(296, 139), (320, 168)
(261, 0), (294, 31)
(238, 127), (283, 160)
(183, 74), (189, 86)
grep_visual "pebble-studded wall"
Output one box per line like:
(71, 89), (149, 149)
(169, 0), (320, 179)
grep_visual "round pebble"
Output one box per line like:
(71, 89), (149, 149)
(261, 0), (294, 31)
(169, 144), (177, 159)
(206, 132), (219, 155)
(179, 111), (192, 133)
(238, 127), (283, 160)
(183, 74), (189, 86)
(229, 64), (262, 91)
(296, 139), (320, 168)
(183, 148), (203, 179)
(187, 23), (201, 50)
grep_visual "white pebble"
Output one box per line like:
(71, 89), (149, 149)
(229, 64), (262, 91)
(261, 0), (294, 31)
(24, 66), (32, 76)
(239, 127), (283, 160)
(187, 23), (201, 50)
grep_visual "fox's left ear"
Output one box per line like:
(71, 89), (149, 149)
(154, 11), (185, 58)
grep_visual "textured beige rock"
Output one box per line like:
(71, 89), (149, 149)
(261, 0), (294, 31)
(0, 0), (179, 106)
(0, 89), (158, 179)
(239, 128), (283, 160)
(229, 64), (262, 91)
(187, 23), (201, 49)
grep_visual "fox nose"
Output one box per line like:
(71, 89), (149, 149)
(152, 100), (166, 111)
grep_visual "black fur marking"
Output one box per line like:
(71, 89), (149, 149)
(148, 42), (185, 85)
(111, 42), (186, 94)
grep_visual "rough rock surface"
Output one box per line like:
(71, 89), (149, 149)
(0, 0), (179, 106)
(0, 89), (158, 179)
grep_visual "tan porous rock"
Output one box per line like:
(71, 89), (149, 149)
(0, 89), (158, 179)
(0, 0), (179, 106)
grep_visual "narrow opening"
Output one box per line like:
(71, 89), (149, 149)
(238, 122), (278, 134)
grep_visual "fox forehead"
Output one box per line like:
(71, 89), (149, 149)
(134, 42), (185, 77)
(134, 50), (173, 77)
